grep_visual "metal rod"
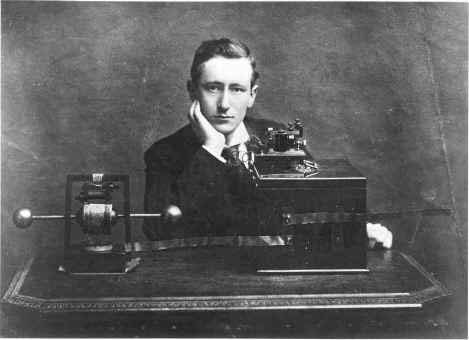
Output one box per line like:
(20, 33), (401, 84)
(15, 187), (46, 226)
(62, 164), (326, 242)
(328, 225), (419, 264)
(29, 213), (162, 220)
(121, 213), (162, 218)
(33, 215), (76, 219)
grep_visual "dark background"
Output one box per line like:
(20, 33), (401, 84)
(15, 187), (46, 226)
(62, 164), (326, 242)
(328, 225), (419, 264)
(1, 2), (467, 337)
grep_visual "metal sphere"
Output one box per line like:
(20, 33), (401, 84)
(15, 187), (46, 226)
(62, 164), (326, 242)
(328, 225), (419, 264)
(163, 205), (182, 223)
(13, 208), (33, 229)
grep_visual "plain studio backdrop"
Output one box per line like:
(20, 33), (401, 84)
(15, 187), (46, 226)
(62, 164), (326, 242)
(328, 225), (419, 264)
(1, 2), (467, 337)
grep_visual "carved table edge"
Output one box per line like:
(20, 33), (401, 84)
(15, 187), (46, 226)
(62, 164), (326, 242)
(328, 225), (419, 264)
(1, 251), (449, 313)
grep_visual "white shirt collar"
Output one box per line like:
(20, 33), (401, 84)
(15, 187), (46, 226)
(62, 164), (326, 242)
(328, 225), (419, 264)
(225, 122), (250, 148)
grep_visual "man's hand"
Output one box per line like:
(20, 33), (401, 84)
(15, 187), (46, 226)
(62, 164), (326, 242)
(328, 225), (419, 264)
(188, 100), (225, 156)
(367, 222), (393, 249)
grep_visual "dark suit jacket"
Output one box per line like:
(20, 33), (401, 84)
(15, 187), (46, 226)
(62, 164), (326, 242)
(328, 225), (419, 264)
(143, 117), (285, 241)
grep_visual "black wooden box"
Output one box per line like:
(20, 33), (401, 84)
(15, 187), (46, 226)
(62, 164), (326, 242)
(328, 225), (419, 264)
(252, 157), (368, 273)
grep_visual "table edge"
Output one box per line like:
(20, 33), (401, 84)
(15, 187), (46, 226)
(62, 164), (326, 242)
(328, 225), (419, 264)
(1, 250), (450, 313)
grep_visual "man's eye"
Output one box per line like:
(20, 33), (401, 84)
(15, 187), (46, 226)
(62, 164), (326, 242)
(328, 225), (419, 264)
(205, 85), (221, 92)
(232, 87), (246, 93)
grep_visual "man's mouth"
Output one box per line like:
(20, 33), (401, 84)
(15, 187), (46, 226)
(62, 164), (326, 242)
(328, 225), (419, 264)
(213, 115), (235, 119)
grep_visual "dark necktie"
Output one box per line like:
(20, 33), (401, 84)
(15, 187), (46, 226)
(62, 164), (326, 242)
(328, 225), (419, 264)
(222, 144), (241, 167)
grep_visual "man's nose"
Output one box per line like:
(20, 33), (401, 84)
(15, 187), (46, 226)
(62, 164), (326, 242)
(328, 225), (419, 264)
(217, 90), (230, 112)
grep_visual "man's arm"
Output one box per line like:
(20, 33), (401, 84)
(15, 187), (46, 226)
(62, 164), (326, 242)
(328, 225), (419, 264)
(143, 136), (263, 240)
(144, 140), (227, 240)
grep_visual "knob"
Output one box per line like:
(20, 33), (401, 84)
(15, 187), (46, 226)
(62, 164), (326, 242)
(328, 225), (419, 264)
(163, 205), (182, 223)
(12, 208), (33, 229)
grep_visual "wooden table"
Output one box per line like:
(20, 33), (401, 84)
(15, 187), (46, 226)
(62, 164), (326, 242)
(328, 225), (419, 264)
(2, 246), (449, 313)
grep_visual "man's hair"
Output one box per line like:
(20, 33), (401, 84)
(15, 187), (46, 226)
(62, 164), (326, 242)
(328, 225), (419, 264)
(190, 38), (259, 88)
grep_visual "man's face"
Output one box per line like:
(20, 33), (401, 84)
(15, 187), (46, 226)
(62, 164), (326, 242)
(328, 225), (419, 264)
(193, 56), (257, 136)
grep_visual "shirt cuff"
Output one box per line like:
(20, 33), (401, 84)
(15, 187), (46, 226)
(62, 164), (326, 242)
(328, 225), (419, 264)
(202, 145), (227, 163)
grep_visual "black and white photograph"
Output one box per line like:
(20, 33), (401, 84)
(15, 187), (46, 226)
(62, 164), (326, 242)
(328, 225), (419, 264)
(0, 1), (467, 338)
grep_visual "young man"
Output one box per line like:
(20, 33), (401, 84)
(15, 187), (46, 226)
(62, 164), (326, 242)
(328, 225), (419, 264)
(143, 38), (392, 249)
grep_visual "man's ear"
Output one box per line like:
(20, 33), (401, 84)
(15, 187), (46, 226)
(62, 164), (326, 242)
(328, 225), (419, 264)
(247, 84), (258, 108)
(187, 80), (196, 102)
